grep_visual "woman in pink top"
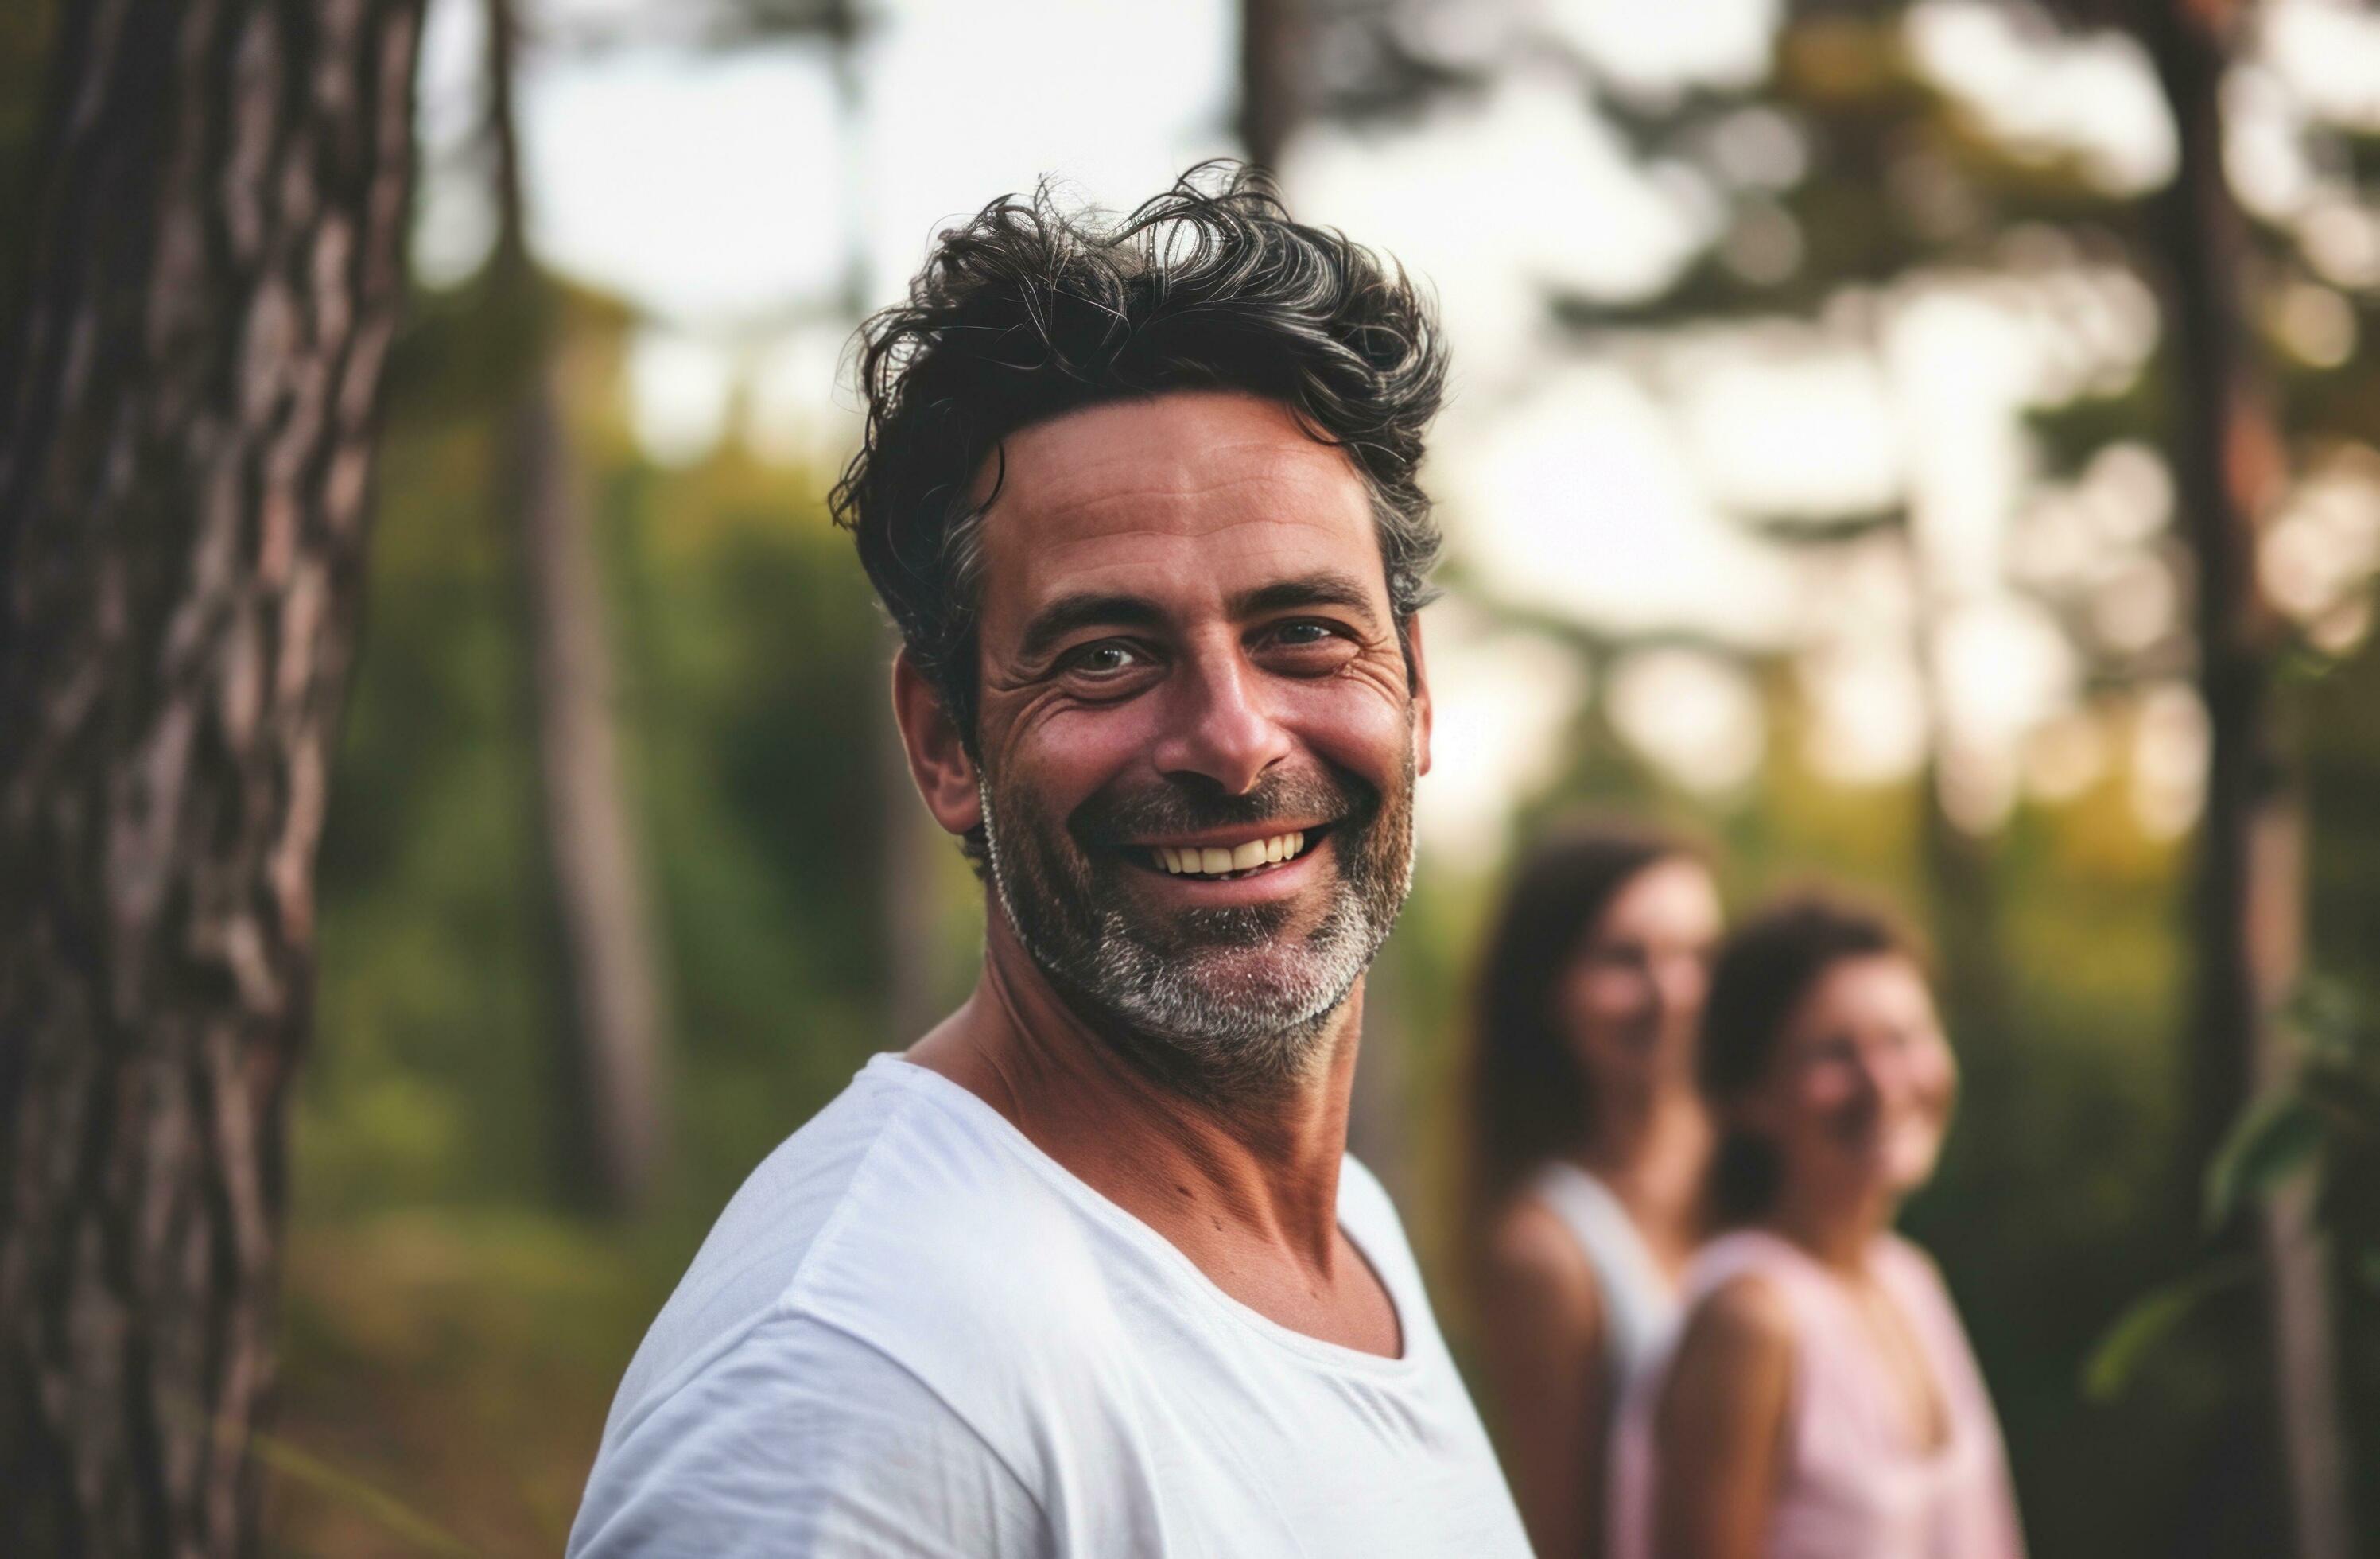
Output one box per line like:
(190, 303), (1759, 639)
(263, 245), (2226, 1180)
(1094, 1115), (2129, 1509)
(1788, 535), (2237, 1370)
(1609, 895), (2025, 1559)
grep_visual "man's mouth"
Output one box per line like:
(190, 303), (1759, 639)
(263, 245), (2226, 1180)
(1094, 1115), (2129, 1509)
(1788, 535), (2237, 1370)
(1140, 827), (1324, 881)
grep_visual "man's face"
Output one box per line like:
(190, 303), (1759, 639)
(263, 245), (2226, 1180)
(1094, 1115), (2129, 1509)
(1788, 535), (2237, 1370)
(965, 390), (1432, 1095)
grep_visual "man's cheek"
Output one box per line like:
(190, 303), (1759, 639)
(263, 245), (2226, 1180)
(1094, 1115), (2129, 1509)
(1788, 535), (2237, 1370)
(1299, 700), (1415, 784)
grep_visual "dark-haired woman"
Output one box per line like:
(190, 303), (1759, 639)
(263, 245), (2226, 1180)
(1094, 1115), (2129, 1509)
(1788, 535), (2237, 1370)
(1468, 826), (1722, 1558)
(1609, 896), (2023, 1559)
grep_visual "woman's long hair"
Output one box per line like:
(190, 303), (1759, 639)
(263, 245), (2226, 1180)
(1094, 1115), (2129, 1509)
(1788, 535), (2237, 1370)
(1464, 821), (1699, 1229)
(1698, 892), (1920, 1227)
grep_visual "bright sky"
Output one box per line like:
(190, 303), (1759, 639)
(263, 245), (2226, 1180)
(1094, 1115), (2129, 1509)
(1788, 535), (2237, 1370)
(410, 0), (2380, 854)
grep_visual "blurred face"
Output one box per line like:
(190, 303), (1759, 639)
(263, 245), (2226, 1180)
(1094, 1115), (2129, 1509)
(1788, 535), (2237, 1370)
(960, 390), (1433, 1091)
(1738, 954), (1956, 1205)
(1557, 857), (1722, 1087)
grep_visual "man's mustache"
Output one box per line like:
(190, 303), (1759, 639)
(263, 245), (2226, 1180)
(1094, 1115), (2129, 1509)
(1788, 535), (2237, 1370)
(1071, 767), (1376, 849)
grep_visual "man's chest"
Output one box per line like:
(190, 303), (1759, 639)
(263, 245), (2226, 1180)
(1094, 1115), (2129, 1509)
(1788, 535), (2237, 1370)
(1028, 1341), (1530, 1557)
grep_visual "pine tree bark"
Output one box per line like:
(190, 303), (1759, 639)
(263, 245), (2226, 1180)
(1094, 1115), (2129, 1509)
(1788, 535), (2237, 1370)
(487, 0), (670, 1211)
(0, 0), (423, 1553)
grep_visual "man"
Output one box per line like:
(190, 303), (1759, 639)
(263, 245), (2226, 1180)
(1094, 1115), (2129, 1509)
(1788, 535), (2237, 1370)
(569, 166), (1530, 1556)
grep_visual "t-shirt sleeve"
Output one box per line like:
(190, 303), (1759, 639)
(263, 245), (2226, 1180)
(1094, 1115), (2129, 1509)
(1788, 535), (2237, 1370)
(569, 1310), (1052, 1558)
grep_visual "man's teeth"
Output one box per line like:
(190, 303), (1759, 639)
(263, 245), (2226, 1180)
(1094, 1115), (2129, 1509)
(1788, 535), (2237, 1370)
(1152, 832), (1308, 877)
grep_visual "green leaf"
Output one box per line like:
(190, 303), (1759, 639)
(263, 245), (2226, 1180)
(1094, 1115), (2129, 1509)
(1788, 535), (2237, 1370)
(2205, 1094), (2328, 1230)
(2281, 974), (2366, 1054)
(2082, 1260), (2256, 1403)
(2276, 641), (2345, 685)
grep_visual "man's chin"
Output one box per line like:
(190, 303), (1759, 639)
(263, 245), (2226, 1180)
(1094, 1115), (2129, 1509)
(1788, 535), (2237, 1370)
(1083, 941), (1361, 1056)
(1164, 945), (1344, 1011)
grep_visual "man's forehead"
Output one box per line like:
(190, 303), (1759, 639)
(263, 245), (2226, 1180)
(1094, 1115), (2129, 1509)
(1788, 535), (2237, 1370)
(974, 391), (1384, 612)
(983, 391), (1361, 508)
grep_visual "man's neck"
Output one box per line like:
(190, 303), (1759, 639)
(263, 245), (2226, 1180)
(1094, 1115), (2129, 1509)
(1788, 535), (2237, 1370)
(903, 912), (1390, 1344)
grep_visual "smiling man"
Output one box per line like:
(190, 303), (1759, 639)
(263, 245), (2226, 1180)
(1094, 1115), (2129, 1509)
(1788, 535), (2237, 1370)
(569, 168), (1529, 1557)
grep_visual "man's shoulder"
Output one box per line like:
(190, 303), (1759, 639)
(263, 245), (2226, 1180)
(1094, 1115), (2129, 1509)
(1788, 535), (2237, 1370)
(572, 1304), (1052, 1557)
(780, 1068), (1155, 1425)
(603, 1057), (1113, 1440)
(783, 1068), (1119, 1328)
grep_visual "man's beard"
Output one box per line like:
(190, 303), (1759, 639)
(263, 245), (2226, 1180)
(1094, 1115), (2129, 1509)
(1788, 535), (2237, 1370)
(977, 740), (1418, 1105)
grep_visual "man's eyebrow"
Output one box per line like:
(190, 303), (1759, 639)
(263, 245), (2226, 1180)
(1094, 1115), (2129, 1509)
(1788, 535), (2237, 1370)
(1228, 572), (1383, 626)
(1016, 592), (1168, 661)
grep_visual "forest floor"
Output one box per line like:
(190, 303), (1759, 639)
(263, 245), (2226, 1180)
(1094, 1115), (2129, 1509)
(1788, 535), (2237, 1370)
(264, 1213), (678, 1558)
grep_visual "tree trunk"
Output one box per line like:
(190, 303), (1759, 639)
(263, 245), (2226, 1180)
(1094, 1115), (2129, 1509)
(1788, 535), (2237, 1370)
(1237, 0), (1305, 178)
(487, 0), (670, 1211)
(2141, 4), (2349, 1555)
(0, 0), (423, 1552)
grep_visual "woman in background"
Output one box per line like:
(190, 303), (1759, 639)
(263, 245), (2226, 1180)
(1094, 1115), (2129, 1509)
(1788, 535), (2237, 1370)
(1609, 895), (2024, 1559)
(1468, 824), (1723, 1558)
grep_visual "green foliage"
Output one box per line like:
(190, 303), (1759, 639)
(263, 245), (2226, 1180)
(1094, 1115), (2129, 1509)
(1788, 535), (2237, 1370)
(2205, 984), (2367, 1231)
(2204, 1087), (2328, 1233)
(2083, 1258), (2255, 1405)
(601, 444), (920, 1207)
(2085, 974), (2380, 1412)
(2024, 371), (2168, 481)
(312, 407), (559, 1211)
(2301, 544), (2380, 1545)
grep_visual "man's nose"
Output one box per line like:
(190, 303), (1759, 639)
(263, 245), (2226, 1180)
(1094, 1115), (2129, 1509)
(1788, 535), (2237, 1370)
(1151, 646), (1293, 795)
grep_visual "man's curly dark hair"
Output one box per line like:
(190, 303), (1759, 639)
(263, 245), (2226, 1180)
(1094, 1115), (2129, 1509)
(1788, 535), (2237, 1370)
(829, 162), (1449, 747)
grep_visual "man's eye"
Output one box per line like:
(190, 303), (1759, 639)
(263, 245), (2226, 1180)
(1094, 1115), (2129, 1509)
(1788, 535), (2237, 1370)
(1268, 621), (1346, 649)
(1065, 642), (1146, 677)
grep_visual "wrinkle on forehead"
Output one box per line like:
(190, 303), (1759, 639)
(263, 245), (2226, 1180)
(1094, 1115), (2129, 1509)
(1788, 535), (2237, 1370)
(973, 391), (1387, 630)
(975, 390), (1367, 523)
(1026, 513), (1372, 573)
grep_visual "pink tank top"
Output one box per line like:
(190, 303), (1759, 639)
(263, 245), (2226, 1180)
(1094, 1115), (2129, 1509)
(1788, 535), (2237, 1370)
(1607, 1230), (2025, 1559)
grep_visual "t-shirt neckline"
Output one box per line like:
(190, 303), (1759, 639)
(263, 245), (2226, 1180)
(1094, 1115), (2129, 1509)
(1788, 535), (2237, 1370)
(865, 1052), (1423, 1378)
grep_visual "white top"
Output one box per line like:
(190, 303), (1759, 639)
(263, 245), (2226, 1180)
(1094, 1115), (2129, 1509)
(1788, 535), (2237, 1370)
(569, 1054), (1530, 1557)
(1525, 1161), (1679, 1391)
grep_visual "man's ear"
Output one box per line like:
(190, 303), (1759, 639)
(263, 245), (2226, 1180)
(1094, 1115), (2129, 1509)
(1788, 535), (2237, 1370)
(892, 649), (982, 838)
(1404, 611), (1434, 779)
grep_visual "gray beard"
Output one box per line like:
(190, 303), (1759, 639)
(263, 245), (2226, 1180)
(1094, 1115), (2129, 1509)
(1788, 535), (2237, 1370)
(976, 742), (1418, 1103)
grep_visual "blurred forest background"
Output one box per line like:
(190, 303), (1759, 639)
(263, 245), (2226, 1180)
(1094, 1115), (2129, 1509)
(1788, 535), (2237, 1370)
(7, 0), (2380, 1554)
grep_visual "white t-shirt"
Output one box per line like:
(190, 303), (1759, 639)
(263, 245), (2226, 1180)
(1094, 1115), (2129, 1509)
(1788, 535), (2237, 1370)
(569, 1054), (1529, 1557)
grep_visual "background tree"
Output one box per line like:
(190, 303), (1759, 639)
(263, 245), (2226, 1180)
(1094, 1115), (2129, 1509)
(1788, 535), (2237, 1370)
(487, 0), (675, 1213)
(2121, 4), (2347, 1551)
(0, 0), (425, 1551)
(479, 0), (868, 1211)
